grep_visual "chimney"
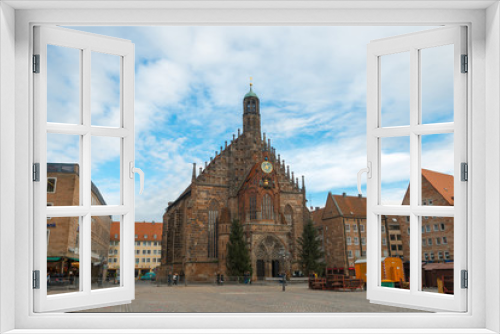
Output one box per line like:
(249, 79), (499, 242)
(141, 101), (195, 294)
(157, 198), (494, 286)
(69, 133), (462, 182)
(225, 141), (227, 149)
(358, 194), (362, 198)
(287, 165), (290, 178)
(192, 163), (196, 181)
(315, 207), (320, 211)
(199, 167), (202, 175)
(302, 175), (305, 193)
(343, 192), (347, 197)
(292, 172), (295, 185)
(205, 161), (208, 168)
(238, 128), (241, 136)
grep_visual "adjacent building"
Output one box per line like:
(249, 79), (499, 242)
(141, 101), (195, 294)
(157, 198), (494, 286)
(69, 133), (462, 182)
(46, 163), (111, 284)
(108, 221), (163, 279)
(311, 193), (401, 276)
(400, 169), (455, 263)
(159, 86), (309, 282)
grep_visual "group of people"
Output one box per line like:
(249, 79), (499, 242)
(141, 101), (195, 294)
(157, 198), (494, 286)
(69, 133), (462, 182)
(46, 266), (79, 288)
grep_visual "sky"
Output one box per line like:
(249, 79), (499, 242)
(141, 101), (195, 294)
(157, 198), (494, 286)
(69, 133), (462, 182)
(46, 26), (455, 222)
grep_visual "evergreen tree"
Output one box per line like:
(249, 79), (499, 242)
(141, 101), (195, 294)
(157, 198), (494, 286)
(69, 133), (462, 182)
(298, 220), (324, 276)
(226, 219), (252, 278)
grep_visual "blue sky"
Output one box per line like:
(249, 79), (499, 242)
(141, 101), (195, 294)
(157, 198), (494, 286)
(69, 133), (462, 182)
(46, 26), (455, 221)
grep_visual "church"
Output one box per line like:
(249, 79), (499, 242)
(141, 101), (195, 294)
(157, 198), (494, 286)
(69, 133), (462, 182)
(159, 85), (309, 282)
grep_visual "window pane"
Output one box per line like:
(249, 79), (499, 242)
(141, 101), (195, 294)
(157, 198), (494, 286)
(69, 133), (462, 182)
(47, 134), (81, 206)
(91, 136), (121, 206)
(91, 215), (114, 290)
(91, 52), (121, 127)
(380, 216), (409, 290)
(47, 217), (81, 295)
(421, 133), (454, 206)
(421, 44), (454, 124)
(380, 51), (410, 127)
(381, 136), (410, 205)
(421, 216), (454, 295)
(47, 45), (81, 124)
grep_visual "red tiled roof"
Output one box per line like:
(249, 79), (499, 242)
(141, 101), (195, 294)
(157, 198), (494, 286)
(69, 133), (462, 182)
(331, 194), (366, 218)
(422, 169), (454, 205)
(110, 222), (163, 242)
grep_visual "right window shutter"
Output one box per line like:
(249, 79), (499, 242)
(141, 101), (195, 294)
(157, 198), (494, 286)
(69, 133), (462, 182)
(366, 26), (467, 312)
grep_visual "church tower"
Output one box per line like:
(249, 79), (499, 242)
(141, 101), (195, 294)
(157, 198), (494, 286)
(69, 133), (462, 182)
(242, 82), (261, 141)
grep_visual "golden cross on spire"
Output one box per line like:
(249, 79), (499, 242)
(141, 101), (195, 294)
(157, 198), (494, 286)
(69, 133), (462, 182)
(250, 76), (253, 88)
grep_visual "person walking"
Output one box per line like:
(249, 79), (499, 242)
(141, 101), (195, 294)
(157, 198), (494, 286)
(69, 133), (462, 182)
(173, 273), (178, 286)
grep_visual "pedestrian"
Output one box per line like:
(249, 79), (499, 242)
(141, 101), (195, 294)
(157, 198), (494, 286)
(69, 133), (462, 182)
(47, 272), (50, 288)
(69, 269), (74, 286)
(173, 273), (178, 285)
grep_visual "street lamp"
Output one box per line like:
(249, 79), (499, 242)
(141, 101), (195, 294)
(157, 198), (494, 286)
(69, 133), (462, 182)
(279, 249), (290, 292)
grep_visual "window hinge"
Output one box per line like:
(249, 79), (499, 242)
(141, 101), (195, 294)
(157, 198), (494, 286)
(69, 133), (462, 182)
(33, 270), (40, 289)
(461, 270), (468, 289)
(461, 54), (468, 73)
(33, 163), (40, 182)
(33, 54), (40, 73)
(461, 162), (468, 182)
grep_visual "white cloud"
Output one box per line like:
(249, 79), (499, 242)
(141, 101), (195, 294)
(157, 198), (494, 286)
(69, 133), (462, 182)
(57, 25), (453, 221)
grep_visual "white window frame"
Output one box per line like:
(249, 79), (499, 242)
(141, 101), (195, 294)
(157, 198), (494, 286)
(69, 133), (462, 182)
(1, 2), (498, 333)
(32, 25), (136, 313)
(366, 25), (468, 312)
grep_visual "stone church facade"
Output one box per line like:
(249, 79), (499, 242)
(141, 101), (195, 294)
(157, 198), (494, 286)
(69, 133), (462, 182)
(158, 86), (309, 281)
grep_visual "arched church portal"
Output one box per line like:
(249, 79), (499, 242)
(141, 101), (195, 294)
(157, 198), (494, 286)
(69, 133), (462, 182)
(254, 235), (286, 279)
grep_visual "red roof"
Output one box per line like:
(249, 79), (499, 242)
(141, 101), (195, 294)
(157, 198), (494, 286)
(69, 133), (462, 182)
(422, 169), (454, 205)
(110, 222), (163, 242)
(331, 194), (366, 218)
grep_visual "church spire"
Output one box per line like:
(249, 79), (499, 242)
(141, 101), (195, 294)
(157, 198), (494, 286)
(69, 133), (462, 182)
(242, 79), (261, 141)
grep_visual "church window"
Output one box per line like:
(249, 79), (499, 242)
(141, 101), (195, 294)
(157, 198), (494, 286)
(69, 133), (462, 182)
(249, 195), (257, 220)
(284, 205), (293, 225)
(208, 200), (219, 258)
(262, 194), (273, 220)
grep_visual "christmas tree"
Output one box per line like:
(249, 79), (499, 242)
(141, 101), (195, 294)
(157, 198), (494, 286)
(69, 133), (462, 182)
(298, 220), (324, 276)
(226, 219), (252, 278)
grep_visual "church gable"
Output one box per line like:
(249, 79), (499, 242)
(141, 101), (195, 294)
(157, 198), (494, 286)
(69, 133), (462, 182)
(237, 157), (281, 223)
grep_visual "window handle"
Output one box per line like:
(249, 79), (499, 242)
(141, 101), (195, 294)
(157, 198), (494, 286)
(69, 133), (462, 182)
(357, 162), (372, 196)
(129, 162), (145, 195)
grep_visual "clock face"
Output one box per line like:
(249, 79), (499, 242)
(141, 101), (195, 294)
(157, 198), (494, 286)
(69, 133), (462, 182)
(261, 161), (273, 174)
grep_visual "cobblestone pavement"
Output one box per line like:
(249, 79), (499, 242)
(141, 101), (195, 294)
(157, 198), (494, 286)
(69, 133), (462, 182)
(80, 282), (426, 313)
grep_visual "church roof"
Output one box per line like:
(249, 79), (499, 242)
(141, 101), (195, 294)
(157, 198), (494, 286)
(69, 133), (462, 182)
(244, 86), (258, 99)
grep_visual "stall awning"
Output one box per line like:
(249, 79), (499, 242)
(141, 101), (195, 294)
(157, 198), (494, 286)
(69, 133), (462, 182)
(47, 257), (61, 262)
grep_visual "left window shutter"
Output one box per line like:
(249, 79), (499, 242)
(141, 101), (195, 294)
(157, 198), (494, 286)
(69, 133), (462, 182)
(33, 26), (136, 312)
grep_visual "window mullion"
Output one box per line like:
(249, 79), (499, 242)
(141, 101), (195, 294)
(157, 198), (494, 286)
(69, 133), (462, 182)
(409, 47), (420, 294)
(81, 48), (92, 294)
